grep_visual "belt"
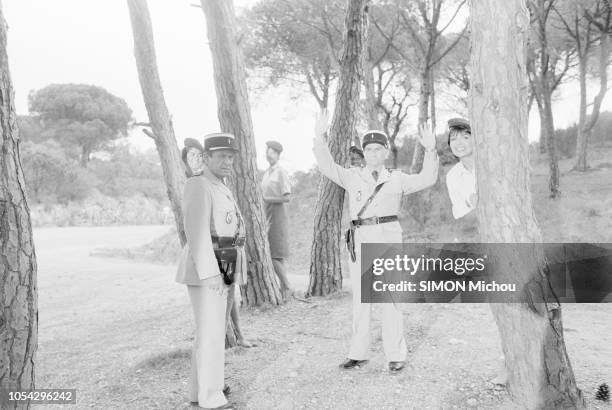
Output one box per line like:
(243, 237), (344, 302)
(212, 236), (245, 247)
(351, 215), (398, 227)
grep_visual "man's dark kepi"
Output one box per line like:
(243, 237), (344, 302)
(361, 130), (389, 149)
(204, 132), (239, 152)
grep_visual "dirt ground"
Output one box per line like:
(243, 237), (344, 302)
(35, 231), (611, 409)
(33, 150), (612, 409)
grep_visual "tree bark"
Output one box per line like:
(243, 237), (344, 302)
(542, 88), (560, 197)
(363, 53), (381, 129)
(410, 68), (431, 174)
(127, 0), (187, 246)
(531, 0), (560, 197)
(200, 0), (282, 306)
(0, 2), (38, 407)
(470, 1), (585, 408)
(307, 0), (370, 296)
(406, 68), (432, 225)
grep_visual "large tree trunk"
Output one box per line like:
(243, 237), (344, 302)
(200, 0), (282, 306)
(0, 3), (38, 408)
(127, 0), (187, 247)
(470, 1), (585, 408)
(363, 54), (381, 129)
(307, 0), (370, 297)
(407, 68), (432, 225)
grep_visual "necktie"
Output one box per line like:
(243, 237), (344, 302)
(372, 170), (378, 182)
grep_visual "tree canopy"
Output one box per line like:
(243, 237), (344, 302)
(28, 83), (133, 166)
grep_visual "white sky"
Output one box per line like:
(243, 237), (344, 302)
(4, 1), (611, 174)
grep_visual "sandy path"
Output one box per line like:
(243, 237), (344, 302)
(33, 226), (611, 409)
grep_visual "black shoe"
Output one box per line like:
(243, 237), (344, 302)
(339, 358), (369, 369)
(223, 384), (230, 396)
(388, 361), (405, 372)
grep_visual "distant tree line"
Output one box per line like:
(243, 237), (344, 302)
(18, 83), (167, 206)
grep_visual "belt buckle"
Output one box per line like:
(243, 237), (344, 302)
(374, 216), (380, 224)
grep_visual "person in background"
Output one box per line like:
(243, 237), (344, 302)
(349, 145), (365, 168)
(182, 138), (205, 177)
(261, 140), (294, 298)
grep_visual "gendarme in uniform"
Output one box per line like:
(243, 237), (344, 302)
(176, 132), (245, 409)
(313, 128), (439, 372)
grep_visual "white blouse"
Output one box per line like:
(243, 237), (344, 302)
(446, 161), (476, 219)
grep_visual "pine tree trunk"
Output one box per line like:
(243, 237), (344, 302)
(470, 1), (585, 408)
(307, 0), (370, 297)
(0, 3), (38, 407)
(127, 0), (187, 246)
(363, 54), (381, 130)
(200, 0), (282, 306)
(407, 69), (432, 225)
(543, 90), (560, 197)
(410, 69), (431, 174)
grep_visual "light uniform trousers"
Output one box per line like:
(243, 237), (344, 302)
(187, 283), (228, 408)
(347, 224), (407, 362)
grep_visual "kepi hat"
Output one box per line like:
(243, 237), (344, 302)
(203, 132), (239, 152)
(361, 130), (389, 149)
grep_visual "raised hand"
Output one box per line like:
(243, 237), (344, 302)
(416, 122), (436, 152)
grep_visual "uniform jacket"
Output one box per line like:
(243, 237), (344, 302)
(313, 139), (439, 245)
(176, 166), (246, 285)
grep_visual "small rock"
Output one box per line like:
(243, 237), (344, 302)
(467, 398), (478, 407)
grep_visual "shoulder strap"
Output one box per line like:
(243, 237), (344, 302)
(357, 182), (387, 219)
